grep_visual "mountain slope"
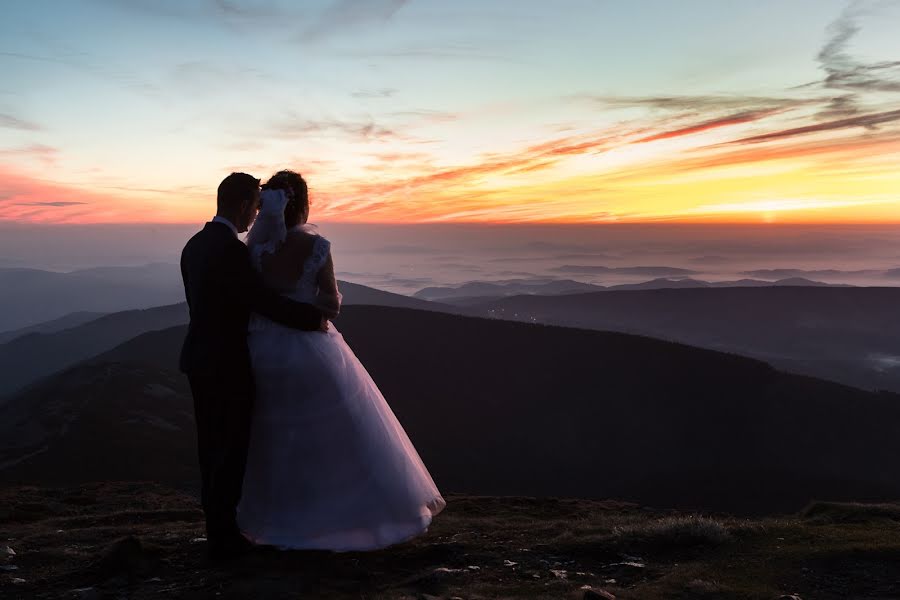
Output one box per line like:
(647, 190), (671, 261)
(470, 286), (900, 392)
(0, 311), (107, 344)
(0, 282), (446, 398)
(0, 304), (189, 399)
(3, 306), (899, 514)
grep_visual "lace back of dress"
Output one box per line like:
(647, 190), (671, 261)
(291, 234), (330, 303)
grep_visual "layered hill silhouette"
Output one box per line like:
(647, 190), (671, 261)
(466, 286), (900, 393)
(0, 310), (106, 344)
(416, 276), (847, 303)
(0, 304), (189, 399)
(0, 281), (448, 398)
(3, 305), (898, 514)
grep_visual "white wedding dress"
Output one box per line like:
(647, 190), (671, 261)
(236, 192), (445, 551)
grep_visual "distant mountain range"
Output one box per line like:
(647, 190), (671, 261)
(414, 276), (849, 303)
(0, 281), (449, 398)
(0, 264), (184, 332)
(0, 263), (864, 332)
(2, 306), (898, 515)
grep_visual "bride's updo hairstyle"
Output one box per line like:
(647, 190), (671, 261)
(262, 170), (309, 228)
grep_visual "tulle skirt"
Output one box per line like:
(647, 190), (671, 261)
(237, 318), (445, 551)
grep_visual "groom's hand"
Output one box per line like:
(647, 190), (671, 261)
(319, 316), (329, 332)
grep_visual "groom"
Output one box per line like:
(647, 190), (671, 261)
(179, 172), (324, 560)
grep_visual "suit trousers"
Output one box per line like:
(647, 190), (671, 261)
(187, 371), (254, 547)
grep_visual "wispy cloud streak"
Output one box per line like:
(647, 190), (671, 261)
(817, 1), (900, 93)
(0, 114), (42, 131)
(299, 0), (409, 42)
(635, 109), (784, 144)
(729, 108), (900, 144)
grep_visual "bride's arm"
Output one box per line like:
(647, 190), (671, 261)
(316, 249), (342, 319)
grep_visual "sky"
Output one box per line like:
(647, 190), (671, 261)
(1, 0), (900, 225)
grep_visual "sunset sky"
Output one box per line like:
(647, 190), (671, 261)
(2, 0), (899, 224)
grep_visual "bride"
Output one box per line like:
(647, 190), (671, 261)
(236, 170), (445, 550)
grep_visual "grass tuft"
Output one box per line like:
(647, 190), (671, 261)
(801, 501), (900, 524)
(613, 516), (731, 549)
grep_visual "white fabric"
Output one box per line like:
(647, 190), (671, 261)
(211, 215), (238, 237)
(238, 219), (445, 551)
(245, 190), (289, 271)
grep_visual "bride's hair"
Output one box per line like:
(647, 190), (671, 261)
(262, 170), (309, 227)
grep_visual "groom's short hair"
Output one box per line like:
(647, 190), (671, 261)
(217, 172), (260, 211)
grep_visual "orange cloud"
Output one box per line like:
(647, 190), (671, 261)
(0, 166), (202, 224)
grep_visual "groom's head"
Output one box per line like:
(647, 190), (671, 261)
(217, 172), (261, 233)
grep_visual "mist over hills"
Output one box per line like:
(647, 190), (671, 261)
(2, 306), (898, 514)
(0, 264), (439, 334)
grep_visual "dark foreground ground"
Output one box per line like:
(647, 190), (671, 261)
(1, 483), (899, 599)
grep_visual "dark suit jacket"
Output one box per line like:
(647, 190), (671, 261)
(179, 221), (322, 378)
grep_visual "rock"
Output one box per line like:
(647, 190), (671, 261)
(550, 569), (568, 579)
(2, 545), (15, 556)
(69, 587), (101, 600)
(584, 590), (616, 600)
(503, 560), (518, 567)
(1, 565), (18, 571)
(408, 567), (462, 595)
(90, 537), (159, 582)
(10, 577), (26, 584)
(777, 596), (803, 600)
(607, 561), (644, 569)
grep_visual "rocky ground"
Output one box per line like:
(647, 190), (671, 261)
(1, 483), (899, 599)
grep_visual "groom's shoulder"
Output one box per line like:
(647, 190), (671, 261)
(183, 223), (244, 257)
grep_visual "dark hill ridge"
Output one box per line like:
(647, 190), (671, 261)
(0, 364), (194, 482)
(0, 281), (450, 399)
(3, 305), (898, 515)
(0, 304), (189, 399)
(0, 311), (106, 344)
(470, 286), (900, 393)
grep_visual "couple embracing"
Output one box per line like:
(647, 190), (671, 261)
(180, 171), (445, 560)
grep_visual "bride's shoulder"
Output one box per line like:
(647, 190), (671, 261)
(284, 227), (330, 256)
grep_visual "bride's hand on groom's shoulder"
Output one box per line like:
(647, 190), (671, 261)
(318, 316), (330, 332)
